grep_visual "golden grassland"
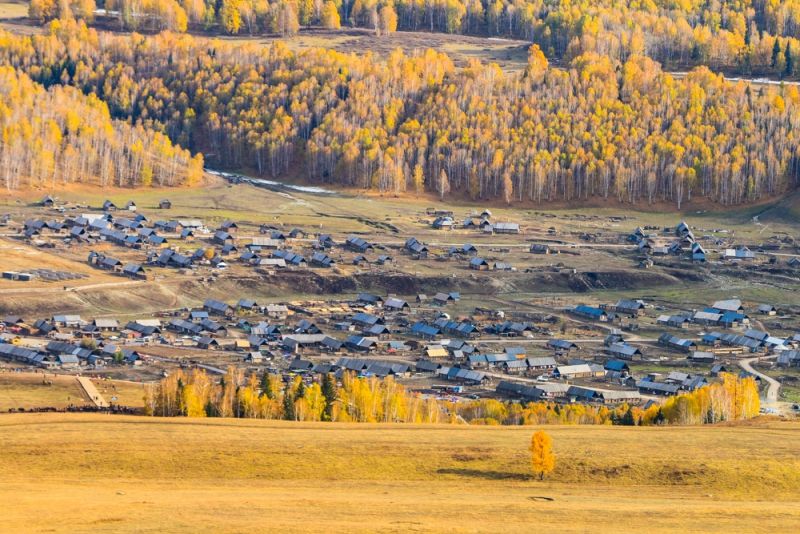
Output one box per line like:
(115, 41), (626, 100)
(241, 29), (532, 72)
(0, 372), (88, 409)
(0, 237), (121, 288)
(0, 373), (147, 410)
(89, 377), (147, 408)
(0, 413), (798, 533)
(0, 0), (26, 19)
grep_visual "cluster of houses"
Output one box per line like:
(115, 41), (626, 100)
(497, 356), (726, 404)
(497, 380), (642, 405)
(570, 297), (798, 361)
(0, 336), (141, 371)
(5, 200), (800, 406)
(570, 299), (647, 323)
(630, 221), (700, 258)
(629, 221), (763, 263)
(23, 200), (184, 249)
(18, 202), (421, 280)
(1, 283), (794, 405)
(629, 220), (800, 269)
(573, 298), (771, 334)
(19, 200), (798, 301)
(429, 208), (521, 235)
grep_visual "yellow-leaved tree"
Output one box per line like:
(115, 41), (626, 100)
(530, 430), (555, 480)
(321, 1), (341, 30)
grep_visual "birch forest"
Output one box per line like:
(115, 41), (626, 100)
(0, 38), (203, 190)
(2, 19), (797, 204)
(30, 0), (800, 76)
(146, 367), (760, 426)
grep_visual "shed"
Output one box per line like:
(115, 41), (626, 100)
(469, 257), (490, 271)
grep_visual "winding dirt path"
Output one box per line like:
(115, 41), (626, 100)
(739, 355), (780, 406)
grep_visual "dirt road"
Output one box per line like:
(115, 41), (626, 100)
(77, 377), (109, 408)
(739, 356), (780, 405)
(0, 280), (145, 295)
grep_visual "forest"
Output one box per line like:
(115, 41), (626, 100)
(29, 0), (800, 76)
(0, 59), (202, 190)
(2, 20), (799, 205)
(144, 367), (761, 426)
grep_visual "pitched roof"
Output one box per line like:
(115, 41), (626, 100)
(712, 299), (743, 312)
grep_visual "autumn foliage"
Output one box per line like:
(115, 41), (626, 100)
(0, 62), (202, 190)
(144, 367), (450, 423)
(2, 22), (798, 204)
(461, 373), (760, 426)
(660, 372), (761, 425)
(530, 430), (555, 480)
(145, 369), (760, 427)
(30, 0), (800, 78)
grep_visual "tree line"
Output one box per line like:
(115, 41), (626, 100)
(30, 0), (800, 77)
(0, 60), (202, 190)
(145, 367), (449, 423)
(3, 21), (798, 205)
(144, 367), (760, 426)
(459, 372), (760, 425)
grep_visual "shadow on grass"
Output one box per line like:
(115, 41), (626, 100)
(437, 468), (530, 480)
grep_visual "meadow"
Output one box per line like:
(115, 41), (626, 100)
(238, 29), (533, 72)
(0, 414), (798, 533)
(0, 373), (147, 411)
(0, 372), (87, 410)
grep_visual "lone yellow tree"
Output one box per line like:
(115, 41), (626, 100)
(530, 430), (555, 480)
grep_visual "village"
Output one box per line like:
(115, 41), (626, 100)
(1, 186), (799, 413)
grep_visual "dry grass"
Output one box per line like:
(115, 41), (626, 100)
(0, 414), (798, 532)
(0, 1), (27, 19)
(0, 372), (88, 410)
(0, 237), (120, 289)
(149, 28), (531, 72)
(89, 378), (147, 408)
(0, 373), (147, 411)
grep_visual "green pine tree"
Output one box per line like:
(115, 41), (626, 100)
(321, 373), (337, 421)
(621, 407), (636, 426)
(772, 38), (782, 68)
(785, 44), (794, 77)
(282, 384), (296, 420)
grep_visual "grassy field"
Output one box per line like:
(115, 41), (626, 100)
(0, 372), (88, 410)
(89, 377), (147, 408)
(243, 29), (533, 72)
(0, 373), (147, 411)
(0, 237), (120, 288)
(0, 414), (798, 533)
(0, 0), (26, 18)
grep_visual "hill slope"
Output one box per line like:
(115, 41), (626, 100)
(2, 24), (799, 206)
(1, 414), (798, 532)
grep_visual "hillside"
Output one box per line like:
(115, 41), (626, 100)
(2, 22), (799, 206)
(1, 414), (798, 532)
(0, 64), (203, 190)
(25, 0), (800, 79)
